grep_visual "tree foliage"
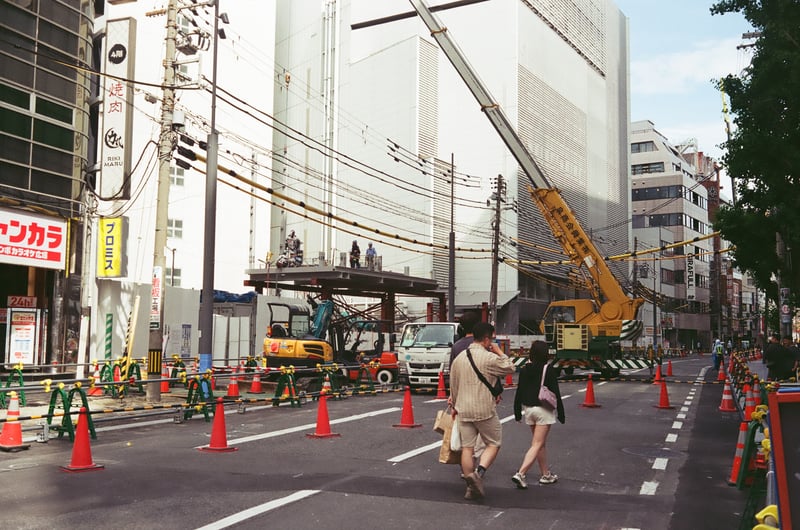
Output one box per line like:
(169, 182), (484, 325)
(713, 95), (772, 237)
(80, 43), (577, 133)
(711, 0), (800, 307)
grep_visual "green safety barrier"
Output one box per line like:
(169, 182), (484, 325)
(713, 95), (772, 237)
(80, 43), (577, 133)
(1, 367), (26, 409)
(184, 376), (213, 422)
(272, 370), (301, 408)
(46, 384), (96, 442)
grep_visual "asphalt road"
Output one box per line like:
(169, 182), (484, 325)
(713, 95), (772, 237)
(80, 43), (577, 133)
(1, 355), (750, 529)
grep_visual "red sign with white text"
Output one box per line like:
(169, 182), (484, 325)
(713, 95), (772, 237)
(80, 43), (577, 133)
(0, 208), (66, 270)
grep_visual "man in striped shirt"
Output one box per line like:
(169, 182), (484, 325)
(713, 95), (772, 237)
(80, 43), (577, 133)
(449, 322), (516, 500)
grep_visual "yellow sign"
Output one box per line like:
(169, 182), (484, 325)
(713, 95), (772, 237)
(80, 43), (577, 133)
(97, 217), (123, 277)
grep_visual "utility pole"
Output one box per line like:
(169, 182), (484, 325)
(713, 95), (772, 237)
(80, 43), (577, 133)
(448, 153), (455, 322)
(489, 174), (503, 326)
(147, 0), (179, 403)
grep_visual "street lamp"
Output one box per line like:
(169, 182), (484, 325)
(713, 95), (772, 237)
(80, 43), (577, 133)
(199, 3), (228, 371)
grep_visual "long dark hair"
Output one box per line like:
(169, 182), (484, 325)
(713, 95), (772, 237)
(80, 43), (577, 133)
(529, 340), (549, 363)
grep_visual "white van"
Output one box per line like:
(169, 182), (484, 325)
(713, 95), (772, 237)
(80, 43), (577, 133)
(396, 322), (460, 390)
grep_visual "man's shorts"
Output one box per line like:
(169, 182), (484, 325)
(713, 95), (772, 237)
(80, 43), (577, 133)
(522, 404), (557, 426)
(458, 412), (502, 448)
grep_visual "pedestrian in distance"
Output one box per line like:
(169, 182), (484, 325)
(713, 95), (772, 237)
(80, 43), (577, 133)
(349, 240), (361, 268)
(364, 242), (377, 270)
(764, 333), (793, 380)
(450, 311), (481, 365)
(449, 322), (516, 501)
(511, 340), (565, 489)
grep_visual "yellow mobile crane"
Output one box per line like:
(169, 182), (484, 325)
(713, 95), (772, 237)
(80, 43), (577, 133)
(409, 1), (646, 376)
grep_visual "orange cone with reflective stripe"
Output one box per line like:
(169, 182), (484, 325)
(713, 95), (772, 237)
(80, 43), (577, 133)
(728, 421), (748, 485)
(717, 364), (726, 382)
(580, 374), (601, 408)
(249, 369), (265, 394)
(160, 363), (171, 393)
(751, 377), (762, 407)
(743, 384), (756, 420)
(226, 367), (240, 398)
(88, 363), (103, 396)
(0, 392), (30, 452)
(718, 379), (737, 412)
(321, 373), (332, 395)
(61, 407), (103, 471)
(667, 359), (673, 377)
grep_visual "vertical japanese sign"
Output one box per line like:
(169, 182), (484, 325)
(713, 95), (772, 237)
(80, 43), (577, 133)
(100, 17), (136, 199)
(685, 252), (695, 301)
(0, 207), (67, 270)
(150, 266), (163, 330)
(96, 217), (126, 277)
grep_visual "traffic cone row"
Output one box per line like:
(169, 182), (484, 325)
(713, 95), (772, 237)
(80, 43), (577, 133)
(743, 384), (756, 420)
(718, 379), (737, 412)
(393, 386), (422, 428)
(436, 371), (447, 399)
(727, 421), (748, 485)
(0, 392), (30, 452)
(580, 374), (600, 408)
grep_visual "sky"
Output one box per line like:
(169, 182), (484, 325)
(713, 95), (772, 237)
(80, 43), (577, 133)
(615, 0), (754, 198)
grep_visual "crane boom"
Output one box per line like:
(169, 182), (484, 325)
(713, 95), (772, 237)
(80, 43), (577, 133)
(408, 0), (642, 319)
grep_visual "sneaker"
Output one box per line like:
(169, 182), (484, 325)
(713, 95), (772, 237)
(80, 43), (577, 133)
(464, 471), (485, 498)
(511, 472), (528, 489)
(539, 473), (558, 484)
(464, 485), (479, 500)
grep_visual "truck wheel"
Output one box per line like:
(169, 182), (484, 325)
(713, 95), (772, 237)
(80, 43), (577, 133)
(376, 369), (394, 385)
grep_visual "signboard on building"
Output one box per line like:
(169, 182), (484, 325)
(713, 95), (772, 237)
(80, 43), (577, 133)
(150, 266), (163, 330)
(686, 253), (695, 300)
(99, 17), (136, 199)
(0, 208), (67, 270)
(96, 217), (127, 278)
(5, 308), (41, 365)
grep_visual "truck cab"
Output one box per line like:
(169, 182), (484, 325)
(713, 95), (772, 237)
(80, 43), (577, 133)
(396, 322), (460, 390)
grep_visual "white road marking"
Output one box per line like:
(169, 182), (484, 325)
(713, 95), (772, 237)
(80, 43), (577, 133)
(676, 413), (686, 419)
(672, 421), (683, 429)
(652, 458), (668, 470)
(196, 490), (320, 529)
(665, 433), (678, 443)
(196, 407), (401, 448)
(640, 481), (659, 495)
(680, 406), (689, 412)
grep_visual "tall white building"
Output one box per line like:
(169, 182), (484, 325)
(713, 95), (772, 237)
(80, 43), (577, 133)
(270, 0), (633, 333)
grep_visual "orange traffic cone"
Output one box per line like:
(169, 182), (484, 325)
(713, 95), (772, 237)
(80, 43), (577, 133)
(393, 386), (422, 428)
(717, 364), (726, 382)
(321, 373), (332, 395)
(654, 381), (674, 409)
(504, 372), (515, 388)
(718, 379), (737, 412)
(87, 363), (103, 396)
(199, 398), (238, 452)
(743, 384), (756, 420)
(226, 367), (240, 398)
(727, 421), (748, 485)
(60, 407), (103, 471)
(280, 382), (291, 400)
(667, 359), (673, 377)
(160, 364), (171, 393)
(435, 371), (447, 399)
(306, 394), (340, 438)
(0, 392), (30, 452)
(652, 364), (663, 384)
(249, 369), (265, 394)
(580, 374), (601, 408)
(751, 377), (762, 407)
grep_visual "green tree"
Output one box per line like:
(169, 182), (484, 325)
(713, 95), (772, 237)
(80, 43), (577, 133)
(711, 0), (800, 311)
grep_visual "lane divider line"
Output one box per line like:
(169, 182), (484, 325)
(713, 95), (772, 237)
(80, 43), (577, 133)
(196, 490), (320, 530)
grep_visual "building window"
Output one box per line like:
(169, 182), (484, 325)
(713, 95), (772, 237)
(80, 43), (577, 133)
(170, 166), (184, 186)
(631, 162), (665, 175)
(167, 219), (183, 238)
(165, 268), (181, 287)
(631, 141), (657, 153)
(632, 184), (684, 201)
